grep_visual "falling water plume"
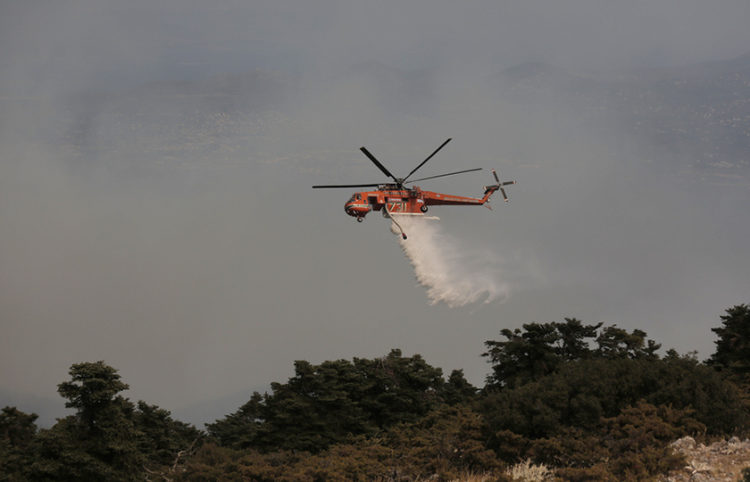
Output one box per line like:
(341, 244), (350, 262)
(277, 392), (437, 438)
(393, 216), (509, 308)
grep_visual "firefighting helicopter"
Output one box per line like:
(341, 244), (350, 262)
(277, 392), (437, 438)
(312, 138), (515, 239)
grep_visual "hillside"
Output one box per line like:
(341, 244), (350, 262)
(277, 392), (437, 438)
(4, 307), (750, 480)
(662, 436), (750, 481)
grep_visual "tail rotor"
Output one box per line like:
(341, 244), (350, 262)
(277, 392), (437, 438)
(492, 169), (516, 202)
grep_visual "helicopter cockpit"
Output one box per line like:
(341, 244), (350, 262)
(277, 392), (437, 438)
(344, 192), (372, 221)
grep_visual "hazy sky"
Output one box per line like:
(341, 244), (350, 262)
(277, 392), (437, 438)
(2, 0), (750, 426)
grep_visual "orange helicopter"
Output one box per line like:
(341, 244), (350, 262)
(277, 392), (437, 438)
(313, 138), (515, 239)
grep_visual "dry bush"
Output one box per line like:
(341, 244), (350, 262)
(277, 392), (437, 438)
(505, 458), (552, 481)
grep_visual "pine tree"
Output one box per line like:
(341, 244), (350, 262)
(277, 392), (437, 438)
(709, 304), (750, 380)
(31, 361), (143, 481)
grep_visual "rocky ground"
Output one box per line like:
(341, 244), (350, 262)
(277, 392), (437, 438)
(661, 436), (750, 481)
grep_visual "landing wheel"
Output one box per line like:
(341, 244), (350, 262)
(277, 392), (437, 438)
(357, 217), (364, 223)
(420, 205), (428, 213)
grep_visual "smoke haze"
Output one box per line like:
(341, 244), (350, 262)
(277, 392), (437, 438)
(2, 0), (750, 426)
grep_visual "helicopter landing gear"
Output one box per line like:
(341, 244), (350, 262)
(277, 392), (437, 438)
(357, 217), (364, 223)
(420, 205), (428, 213)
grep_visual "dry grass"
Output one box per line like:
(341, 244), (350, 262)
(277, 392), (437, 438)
(505, 459), (553, 481)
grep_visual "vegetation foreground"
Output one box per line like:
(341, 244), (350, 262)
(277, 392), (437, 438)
(3, 305), (750, 481)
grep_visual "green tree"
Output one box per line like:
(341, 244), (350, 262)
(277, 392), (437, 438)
(31, 361), (143, 481)
(441, 369), (477, 405)
(483, 319), (603, 388)
(57, 361), (130, 431)
(649, 352), (749, 434)
(483, 323), (562, 389)
(206, 392), (264, 450)
(481, 353), (745, 456)
(0, 406), (39, 480)
(556, 318), (602, 360)
(353, 349), (445, 428)
(259, 358), (374, 451)
(595, 325), (661, 360)
(0, 406), (38, 447)
(209, 349), (448, 453)
(709, 304), (750, 380)
(134, 401), (203, 469)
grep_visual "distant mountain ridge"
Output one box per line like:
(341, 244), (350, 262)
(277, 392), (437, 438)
(498, 52), (750, 184)
(49, 54), (750, 184)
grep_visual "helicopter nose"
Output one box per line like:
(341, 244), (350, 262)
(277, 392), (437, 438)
(345, 201), (369, 218)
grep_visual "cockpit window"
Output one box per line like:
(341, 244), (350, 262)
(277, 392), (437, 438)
(356, 193), (362, 200)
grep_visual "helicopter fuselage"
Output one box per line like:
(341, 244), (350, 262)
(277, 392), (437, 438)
(312, 138), (513, 233)
(344, 184), (495, 221)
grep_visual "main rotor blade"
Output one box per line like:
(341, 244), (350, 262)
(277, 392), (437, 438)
(404, 138), (452, 181)
(360, 147), (397, 182)
(500, 187), (509, 202)
(405, 167), (482, 184)
(312, 183), (382, 189)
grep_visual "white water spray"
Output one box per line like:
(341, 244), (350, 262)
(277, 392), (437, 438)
(393, 216), (510, 308)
